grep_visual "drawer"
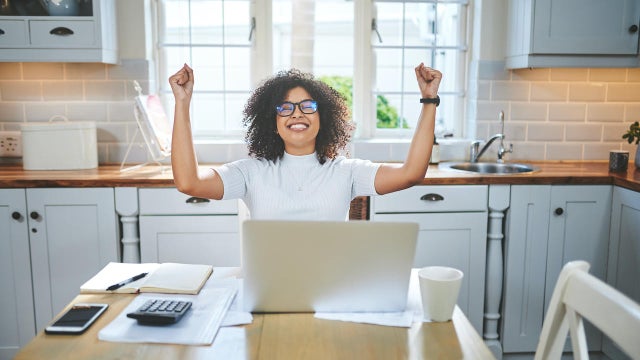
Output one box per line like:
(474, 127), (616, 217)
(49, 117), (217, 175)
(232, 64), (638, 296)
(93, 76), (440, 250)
(139, 188), (238, 215)
(0, 20), (28, 46)
(29, 20), (96, 47)
(372, 185), (488, 213)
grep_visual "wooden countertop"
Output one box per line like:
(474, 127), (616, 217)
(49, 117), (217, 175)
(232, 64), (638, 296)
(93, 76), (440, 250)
(1, 161), (639, 192)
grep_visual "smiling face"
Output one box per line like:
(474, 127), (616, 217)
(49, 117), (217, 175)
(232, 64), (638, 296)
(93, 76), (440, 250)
(276, 86), (320, 155)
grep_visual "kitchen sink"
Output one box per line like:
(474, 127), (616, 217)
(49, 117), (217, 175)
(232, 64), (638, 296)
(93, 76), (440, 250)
(439, 162), (539, 175)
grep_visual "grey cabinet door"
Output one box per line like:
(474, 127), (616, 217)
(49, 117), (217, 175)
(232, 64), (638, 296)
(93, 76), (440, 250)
(0, 189), (35, 359)
(532, 0), (639, 55)
(26, 187), (118, 331)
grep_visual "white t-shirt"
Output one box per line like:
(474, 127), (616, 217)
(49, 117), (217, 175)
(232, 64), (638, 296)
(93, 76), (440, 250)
(215, 152), (381, 221)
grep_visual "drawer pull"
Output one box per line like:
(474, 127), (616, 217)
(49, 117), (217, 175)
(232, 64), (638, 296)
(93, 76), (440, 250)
(186, 197), (210, 204)
(0, 29), (5, 35)
(12, 211), (22, 220)
(420, 193), (444, 201)
(50, 27), (74, 36)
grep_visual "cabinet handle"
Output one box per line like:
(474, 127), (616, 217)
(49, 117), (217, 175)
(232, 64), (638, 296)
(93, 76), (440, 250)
(186, 197), (210, 204)
(11, 211), (22, 220)
(420, 193), (444, 201)
(0, 29), (5, 35)
(30, 211), (40, 220)
(50, 27), (74, 36)
(630, 24), (639, 33)
(554, 208), (564, 216)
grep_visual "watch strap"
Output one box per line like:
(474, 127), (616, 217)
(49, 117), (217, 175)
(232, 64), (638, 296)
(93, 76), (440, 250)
(420, 95), (440, 107)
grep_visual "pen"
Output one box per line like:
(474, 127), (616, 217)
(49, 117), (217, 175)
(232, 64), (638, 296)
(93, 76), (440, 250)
(106, 272), (148, 291)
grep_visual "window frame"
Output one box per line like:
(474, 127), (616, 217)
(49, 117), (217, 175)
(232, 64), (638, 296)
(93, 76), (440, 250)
(153, 0), (469, 141)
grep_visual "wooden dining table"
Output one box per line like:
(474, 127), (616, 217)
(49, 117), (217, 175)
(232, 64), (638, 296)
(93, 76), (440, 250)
(15, 268), (496, 360)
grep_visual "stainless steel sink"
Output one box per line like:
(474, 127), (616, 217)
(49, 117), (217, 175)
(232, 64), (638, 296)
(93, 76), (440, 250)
(439, 162), (539, 175)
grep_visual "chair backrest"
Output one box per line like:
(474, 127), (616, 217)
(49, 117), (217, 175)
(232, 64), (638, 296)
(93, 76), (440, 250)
(534, 260), (640, 360)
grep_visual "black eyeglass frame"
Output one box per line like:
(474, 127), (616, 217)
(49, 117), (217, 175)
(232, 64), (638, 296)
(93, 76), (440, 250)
(275, 99), (318, 117)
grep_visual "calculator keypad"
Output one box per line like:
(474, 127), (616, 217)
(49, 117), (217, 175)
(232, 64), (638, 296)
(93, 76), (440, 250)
(127, 299), (192, 325)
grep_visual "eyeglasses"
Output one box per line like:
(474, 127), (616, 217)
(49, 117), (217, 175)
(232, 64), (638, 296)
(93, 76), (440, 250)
(275, 99), (318, 117)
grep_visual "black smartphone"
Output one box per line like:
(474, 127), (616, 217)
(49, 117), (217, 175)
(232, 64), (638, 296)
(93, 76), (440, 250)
(44, 303), (109, 335)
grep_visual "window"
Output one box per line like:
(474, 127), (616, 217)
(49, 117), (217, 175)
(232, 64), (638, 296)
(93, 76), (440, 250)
(155, 0), (468, 140)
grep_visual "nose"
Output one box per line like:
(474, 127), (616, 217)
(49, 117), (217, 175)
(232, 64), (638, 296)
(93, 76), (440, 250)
(290, 104), (304, 117)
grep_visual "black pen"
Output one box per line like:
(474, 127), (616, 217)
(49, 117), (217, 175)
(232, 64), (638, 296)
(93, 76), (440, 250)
(106, 272), (148, 291)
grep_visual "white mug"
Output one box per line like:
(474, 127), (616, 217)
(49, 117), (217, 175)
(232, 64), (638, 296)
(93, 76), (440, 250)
(418, 266), (464, 322)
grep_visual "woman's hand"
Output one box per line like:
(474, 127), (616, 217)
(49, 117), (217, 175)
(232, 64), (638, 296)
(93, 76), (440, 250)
(169, 64), (194, 104)
(415, 63), (442, 98)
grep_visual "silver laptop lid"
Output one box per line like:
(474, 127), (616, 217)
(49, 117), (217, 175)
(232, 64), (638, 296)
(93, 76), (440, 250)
(242, 220), (418, 313)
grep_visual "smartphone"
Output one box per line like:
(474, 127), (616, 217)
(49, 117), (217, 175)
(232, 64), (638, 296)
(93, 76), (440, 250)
(44, 303), (109, 335)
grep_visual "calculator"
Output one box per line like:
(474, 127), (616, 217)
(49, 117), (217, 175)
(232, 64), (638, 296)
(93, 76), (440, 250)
(126, 299), (192, 325)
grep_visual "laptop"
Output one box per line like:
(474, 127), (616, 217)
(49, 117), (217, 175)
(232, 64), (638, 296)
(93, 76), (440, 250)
(241, 220), (418, 313)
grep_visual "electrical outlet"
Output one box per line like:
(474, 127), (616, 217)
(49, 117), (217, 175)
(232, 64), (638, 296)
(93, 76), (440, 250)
(0, 131), (22, 157)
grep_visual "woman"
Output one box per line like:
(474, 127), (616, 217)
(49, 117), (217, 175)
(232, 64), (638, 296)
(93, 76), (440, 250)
(169, 63), (441, 220)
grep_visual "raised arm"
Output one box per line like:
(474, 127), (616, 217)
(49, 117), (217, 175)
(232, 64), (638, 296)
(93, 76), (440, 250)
(169, 64), (224, 200)
(374, 63), (442, 195)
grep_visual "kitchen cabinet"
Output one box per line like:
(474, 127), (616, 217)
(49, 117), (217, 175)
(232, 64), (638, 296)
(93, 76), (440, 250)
(139, 188), (247, 266)
(370, 185), (488, 334)
(604, 186), (640, 359)
(506, 0), (640, 68)
(0, 0), (117, 63)
(0, 190), (34, 360)
(502, 185), (612, 354)
(0, 187), (119, 357)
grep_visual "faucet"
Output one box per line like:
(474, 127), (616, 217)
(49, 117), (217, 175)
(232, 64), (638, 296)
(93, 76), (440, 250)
(469, 111), (513, 163)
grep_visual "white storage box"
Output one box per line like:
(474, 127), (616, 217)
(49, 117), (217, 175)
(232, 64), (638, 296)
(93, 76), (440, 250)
(21, 118), (98, 170)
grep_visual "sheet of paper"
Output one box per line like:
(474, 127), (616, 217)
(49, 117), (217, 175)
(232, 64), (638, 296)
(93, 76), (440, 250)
(99, 283), (236, 345)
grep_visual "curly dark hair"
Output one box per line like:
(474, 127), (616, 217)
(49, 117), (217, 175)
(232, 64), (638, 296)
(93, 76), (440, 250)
(242, 69), (354, 164)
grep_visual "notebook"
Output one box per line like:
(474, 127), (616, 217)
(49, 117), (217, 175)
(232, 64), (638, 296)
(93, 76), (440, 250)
(80, 262), (213, 295)
(242, 220), (418, 313)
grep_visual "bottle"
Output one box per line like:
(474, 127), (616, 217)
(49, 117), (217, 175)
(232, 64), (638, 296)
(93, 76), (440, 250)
(430, 135), (440, 164)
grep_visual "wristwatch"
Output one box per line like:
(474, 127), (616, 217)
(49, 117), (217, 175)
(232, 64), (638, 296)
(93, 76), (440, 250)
(420, 95), (440, 107)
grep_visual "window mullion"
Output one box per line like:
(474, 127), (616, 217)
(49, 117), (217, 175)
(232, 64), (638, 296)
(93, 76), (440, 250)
(353, 0), (375, 139)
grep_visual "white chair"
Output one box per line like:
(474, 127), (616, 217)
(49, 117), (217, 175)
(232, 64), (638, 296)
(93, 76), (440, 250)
(534, 260), (640, 360)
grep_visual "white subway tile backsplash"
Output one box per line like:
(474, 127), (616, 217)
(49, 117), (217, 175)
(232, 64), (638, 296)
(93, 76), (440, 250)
(531, 83), (568, 101)
(491, 81), (529, 101)
(546, 143), (582, 160)
(564, 124), (602, 141)
(97, 123), (129, 143)
(590, 68), (627, 82)
(476, 101), (509, 120)
(549, 103), (586, 122)
(607, 84), (640, 102)
(583, 144), (615, 160)
(568, 83), (606, 102)
(25, 103), (67, 122)
(509, 142), (545, 161)
(512, 68), (550, 81)
(528, 124), (564, 141)
(108, 102), (137, 122)
(23, 63), (64, 80)
(510, 103), (547, 121)
(65, 63), (108, 80)
(549, 68), (588, 81)
(586, 104), (625, 122)
(603, 124), (631, 142)
(85, 81), (127, 101)
(0, 63), (22, 80)
(0, 103), (24, 122)
(67, 103), (108, 122)
(1, 81), (42, 101)
(624, 104), (640, 122)
(43, 81), (83, 101)
(107, 60), (149, 80)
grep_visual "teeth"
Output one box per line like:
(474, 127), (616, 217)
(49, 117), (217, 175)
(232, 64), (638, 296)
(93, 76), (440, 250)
(289, 124), (308, 130)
